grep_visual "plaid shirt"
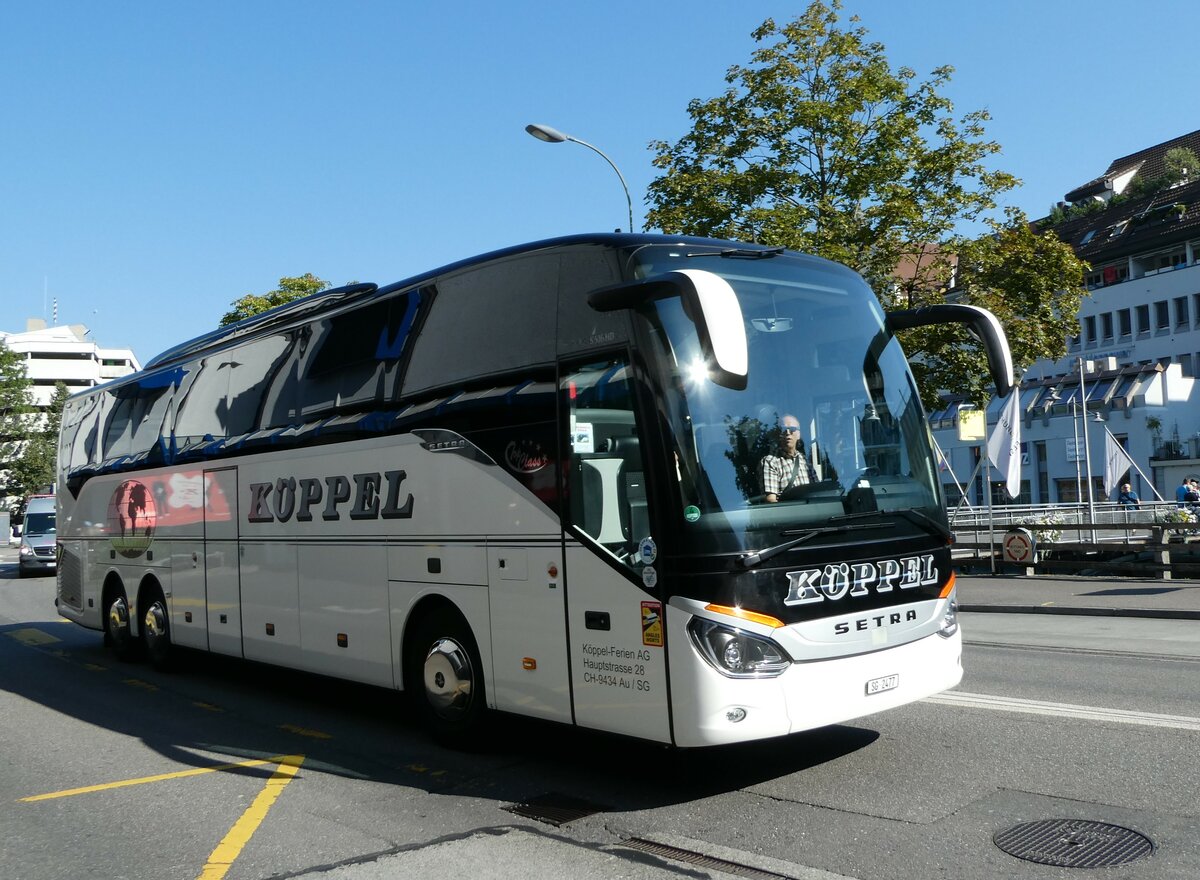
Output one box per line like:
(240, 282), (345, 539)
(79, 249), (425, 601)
(760, 451), (814, 498)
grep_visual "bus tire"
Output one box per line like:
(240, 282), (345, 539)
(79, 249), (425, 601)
(142, 586), (174, 671)
(104, 590), (138, 662)
(405, 606), (487, 745)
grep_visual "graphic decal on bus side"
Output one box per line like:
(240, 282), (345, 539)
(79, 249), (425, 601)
(105, 473), (234, 558)
(783, 553), (938, 605)
(504, 439), (551, 474)
(108, 480), (156, 558)
(247, 470), (414, 523)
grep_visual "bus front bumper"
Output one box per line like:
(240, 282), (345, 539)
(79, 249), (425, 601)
(668, 618), (962, 748)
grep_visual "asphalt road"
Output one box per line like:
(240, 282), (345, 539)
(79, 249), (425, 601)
(2, 559), (1197, 880)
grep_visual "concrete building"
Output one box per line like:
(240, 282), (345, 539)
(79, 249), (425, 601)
(933, 129), (1200, 506)
(1, 319), (141, 414)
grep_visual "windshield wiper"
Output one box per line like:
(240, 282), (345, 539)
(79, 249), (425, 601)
(830, 508), (953, 541)
(685, 246), (785, 260)
(896, 507), (954, 541)
(736, 522), (893, 570)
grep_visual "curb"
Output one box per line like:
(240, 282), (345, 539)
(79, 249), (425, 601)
(959, 603), (1200, 621)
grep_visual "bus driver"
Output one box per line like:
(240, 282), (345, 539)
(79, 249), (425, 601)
(760, 414), (815, 502)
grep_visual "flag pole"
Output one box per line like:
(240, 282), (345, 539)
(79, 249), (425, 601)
(932, 436), (972, 512)
(984, 388), (1023, 575)
(1105, 425), (1164, 502)
(985, 455), (996, 574)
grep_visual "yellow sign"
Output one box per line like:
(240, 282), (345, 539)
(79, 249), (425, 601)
(957, 408), (985, 441)
(641, 601), (663, 647)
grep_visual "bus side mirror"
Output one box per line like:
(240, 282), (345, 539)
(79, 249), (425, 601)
(589, 269), (748, 390)
(886, 304), (1014, 397)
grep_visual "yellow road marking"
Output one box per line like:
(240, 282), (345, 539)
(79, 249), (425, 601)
(123, 678), (158, 692)
(6, 628), (60, 646)
(280, 723), (332, 740)
(405, 763), (446, 777)
(193, 701), (224, 712)
(20, 756), (286, 802)
(83, 663), (107, 672)
(195, 755), (305, 880)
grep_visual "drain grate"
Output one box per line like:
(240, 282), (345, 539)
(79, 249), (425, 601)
(504, 792), (607, 826)
(994, 819), (1153, 868)
(622, 838), (796, 880)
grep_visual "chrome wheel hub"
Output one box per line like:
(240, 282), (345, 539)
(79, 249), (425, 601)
(144, 601), (167, 639)
(422, 637), (474, 720)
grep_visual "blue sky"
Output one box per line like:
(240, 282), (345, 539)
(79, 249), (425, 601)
(2, 1), (1192, 364)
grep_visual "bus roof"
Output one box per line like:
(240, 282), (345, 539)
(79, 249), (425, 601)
(143, 233), (780, 370)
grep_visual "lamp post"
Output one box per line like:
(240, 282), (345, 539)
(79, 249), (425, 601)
(525, 123), (634, 233)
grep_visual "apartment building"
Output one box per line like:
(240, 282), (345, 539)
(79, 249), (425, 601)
(932, 129), (1200, 505)
(1, 319), (141, 413)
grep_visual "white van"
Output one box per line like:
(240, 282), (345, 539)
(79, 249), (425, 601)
(18, 495), (56, 578)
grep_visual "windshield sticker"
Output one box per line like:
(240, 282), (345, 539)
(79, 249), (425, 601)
(641, 565), (658, 589)
(572, 422), (595, 454)
(684, 505), (701, 523)
(638, 537), (657, 565)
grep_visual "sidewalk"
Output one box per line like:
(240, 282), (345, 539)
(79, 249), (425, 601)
(956, 573), (1200, 620)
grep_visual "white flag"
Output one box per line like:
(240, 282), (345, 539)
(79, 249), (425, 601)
(1103, 430), (1135, 495)
(986, 391), (1021, 498)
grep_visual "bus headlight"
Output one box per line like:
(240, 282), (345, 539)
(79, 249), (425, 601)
(938, 597), (959, 638)
(688, 619), (792, 678)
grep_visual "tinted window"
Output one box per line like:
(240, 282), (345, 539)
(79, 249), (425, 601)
(226, 332), (295, 435)
(403, 256), (558, 397)
(173, 356), (230, 448)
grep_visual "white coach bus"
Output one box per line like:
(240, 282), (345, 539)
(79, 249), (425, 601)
(55, 234), (1012, 747)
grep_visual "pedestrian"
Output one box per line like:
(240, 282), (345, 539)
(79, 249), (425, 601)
(1117, 483), (1140, 510)
(1177, 478), (1192, 508)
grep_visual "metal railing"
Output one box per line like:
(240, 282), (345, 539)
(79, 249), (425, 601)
(948, 500), (1200, 578)
(949, 500), (1187, 536)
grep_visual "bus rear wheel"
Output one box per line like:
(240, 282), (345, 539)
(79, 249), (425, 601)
(142, 588), (174, 671)
(105, 591), (138, 662)
(405, 607), (486, 745)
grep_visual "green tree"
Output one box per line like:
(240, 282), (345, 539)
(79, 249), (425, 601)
(901, 209), (1088, 407)
(1164, 146), (1199, 182)
(646, 1), (1017, 299)
(645, 2), (1090, 402)
(0, 340), (35, 502)
(8, 381), (70, 497)
(220, 273), (330, 326)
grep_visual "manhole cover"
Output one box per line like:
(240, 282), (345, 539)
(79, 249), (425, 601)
(504, 792), (606, 826)
(994, 819), (1153, 868)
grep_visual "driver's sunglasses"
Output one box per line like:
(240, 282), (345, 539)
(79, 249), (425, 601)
(782, 426), (801, 434)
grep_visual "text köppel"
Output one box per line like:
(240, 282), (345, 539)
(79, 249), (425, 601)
(784, 553), (938, 605)
(248, 470), (414, 523)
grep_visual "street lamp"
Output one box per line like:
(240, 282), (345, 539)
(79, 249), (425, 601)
(525, 123), (634, 233)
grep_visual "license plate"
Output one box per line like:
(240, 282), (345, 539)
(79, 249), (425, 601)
(865, 674), (899, 696)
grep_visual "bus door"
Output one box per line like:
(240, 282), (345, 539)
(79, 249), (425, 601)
(561, 358), (671, 743)
(203, 467), (243, 657)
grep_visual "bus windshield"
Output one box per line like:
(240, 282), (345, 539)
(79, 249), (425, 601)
(627, 245), (942, 556)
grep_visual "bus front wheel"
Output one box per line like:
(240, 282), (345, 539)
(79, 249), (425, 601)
(405, 607), (486, 745)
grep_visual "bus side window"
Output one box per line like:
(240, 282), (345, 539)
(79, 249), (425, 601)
(563, 359), (648, 568)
